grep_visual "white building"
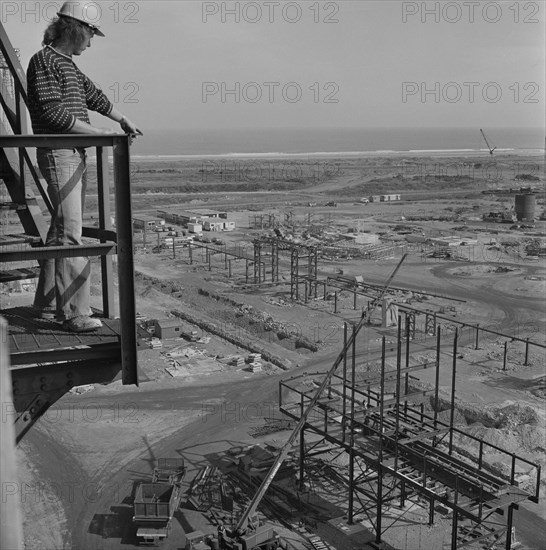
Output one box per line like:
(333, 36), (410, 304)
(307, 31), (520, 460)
(188, 222), (203, 234)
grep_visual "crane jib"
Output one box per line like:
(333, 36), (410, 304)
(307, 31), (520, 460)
(235, 254), (408, 533)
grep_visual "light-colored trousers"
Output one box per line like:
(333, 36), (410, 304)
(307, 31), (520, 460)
(33, 147), (91, 321)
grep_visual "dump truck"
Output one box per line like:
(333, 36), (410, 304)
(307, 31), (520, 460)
(133, 482), (183, 545)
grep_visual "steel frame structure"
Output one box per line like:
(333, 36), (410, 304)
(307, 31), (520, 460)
(252, 236), (318, 295)
(289, 263), (545, 364)
(278, 319), (541, 549)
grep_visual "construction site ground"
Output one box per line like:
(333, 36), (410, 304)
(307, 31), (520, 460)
(4, 153), (545, 550)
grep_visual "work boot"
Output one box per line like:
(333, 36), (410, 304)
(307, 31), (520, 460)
(63, 315), (102, 333)
(32, 305), (57, 320)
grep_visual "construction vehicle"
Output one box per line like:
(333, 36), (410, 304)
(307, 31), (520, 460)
(133, 458), (185, 545)
(218, 521), (284, 550)
(216, 319), (370, 547)
(209, 257), (409, 549)
(185, 530), (214, 550)
(133, 481), (183, 544)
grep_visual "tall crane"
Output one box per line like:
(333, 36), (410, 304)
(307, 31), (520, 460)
(480, 129), (496, 155)
(233, 316), (364, 536)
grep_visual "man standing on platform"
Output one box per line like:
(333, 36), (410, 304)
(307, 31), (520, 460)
(27, 1), (142, 332)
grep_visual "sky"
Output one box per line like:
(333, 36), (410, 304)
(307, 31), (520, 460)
(2, 0), (545, 132)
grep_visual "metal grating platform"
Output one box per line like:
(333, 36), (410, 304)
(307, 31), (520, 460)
(2, 306), (145, 366)
(2, 306), (148, 442)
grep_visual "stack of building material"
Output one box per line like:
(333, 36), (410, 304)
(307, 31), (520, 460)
(149, 338), (163, 349)
(231, 355), (245, 367)
(248, 362), (263, 373)
(308, 535), (335, 550)
(247, 353), (263, 372)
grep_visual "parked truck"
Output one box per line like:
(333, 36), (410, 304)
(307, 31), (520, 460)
(133, 482), (183, 545)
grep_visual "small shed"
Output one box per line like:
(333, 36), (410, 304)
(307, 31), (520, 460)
(188, 223), (203, 234)
(154, 319), (183, 339)
(133, 215), (164, 230)
(202, 218), (223, 231)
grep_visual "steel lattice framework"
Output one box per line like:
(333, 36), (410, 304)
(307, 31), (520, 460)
(278, 319), (541, 550)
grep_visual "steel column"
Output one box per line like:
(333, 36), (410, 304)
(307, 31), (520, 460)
(394, 318), (402, 469)
(253, 241), (261, 284)
(449, 330), (458, 454)
(96, 146), (115, 318)
(342, 323), (348, 443)
(290, 248), (299, 300)
(376, 335), (386, 544)
(434, 328), (441, 429)
(0, 317), (24, 549)
(299, 427), (305, 491)
(505, 505), (515, 550)
(451, 511), (458, 550)
(113, 136), (138, 386)
(348, 324), (356, 524)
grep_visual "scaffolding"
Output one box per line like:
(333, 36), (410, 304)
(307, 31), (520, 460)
(279, 318), (541, 550)
(252, 236), (318, 294)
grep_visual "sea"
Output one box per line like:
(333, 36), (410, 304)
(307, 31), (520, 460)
(129, 127), (545, 159)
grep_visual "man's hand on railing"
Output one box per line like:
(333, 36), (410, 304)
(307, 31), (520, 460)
(106, 108), (143, 143)
(100, 126), (140, 145)
(119, 117), (143, 138)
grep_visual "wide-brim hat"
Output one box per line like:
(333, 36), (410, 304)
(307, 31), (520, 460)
(57, 1), (105, 37)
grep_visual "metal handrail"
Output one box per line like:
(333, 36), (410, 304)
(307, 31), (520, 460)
(0, 134), (138, 386)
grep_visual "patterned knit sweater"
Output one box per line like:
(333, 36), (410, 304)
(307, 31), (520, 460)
(27, 45), (112, 134)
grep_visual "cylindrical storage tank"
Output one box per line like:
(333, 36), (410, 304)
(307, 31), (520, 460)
(515, 194), (536, 221)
